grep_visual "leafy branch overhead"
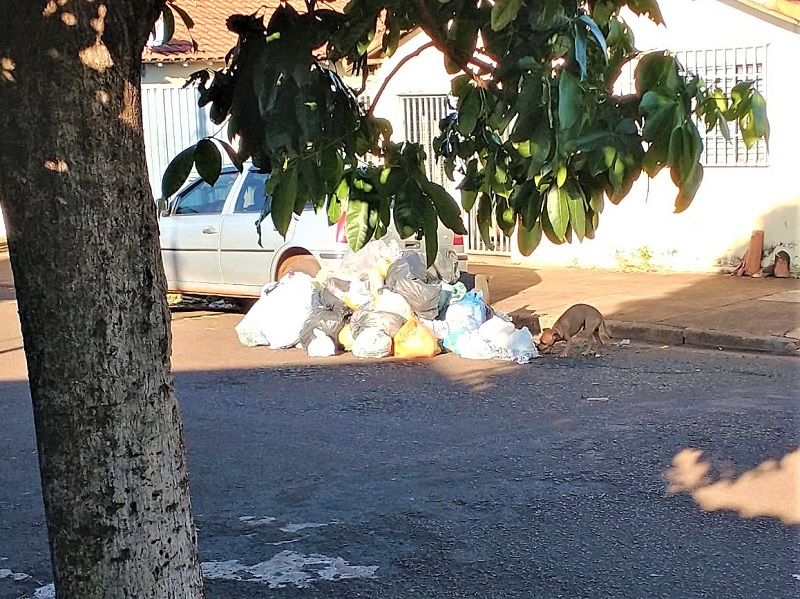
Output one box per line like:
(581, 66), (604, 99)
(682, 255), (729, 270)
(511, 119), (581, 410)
(162, 0), (769, 262)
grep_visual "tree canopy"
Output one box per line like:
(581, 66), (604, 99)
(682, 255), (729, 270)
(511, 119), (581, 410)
(162, 0), (769, 265)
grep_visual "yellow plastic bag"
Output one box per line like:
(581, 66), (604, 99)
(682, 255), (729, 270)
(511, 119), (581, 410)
(338, 324), (354, 351)
(393, 318), (441, 359)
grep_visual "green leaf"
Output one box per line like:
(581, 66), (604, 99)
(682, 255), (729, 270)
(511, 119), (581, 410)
(517, 219), (543, 256)
(546, 186), (569, 241)
(491, 0), (523, 31)
(577, 15), (608, 56)
(218, 140), (243, 172)
(457, 88), (481, 136)
(345, 198), (374, 251)
(422, 203), (439, 267)
(161, 144), (195, 199)
(558, 70), (582, 132)
(674, 162), (703, 213)
(271, 167), (298, 237)
(574, 25), (588, 80)
(565, 182), (587, 242)
(461, 189), (478, 212)
(750, 91), (769, 140)
(495, 196), (516, 238)
(170, 3), (195, 30)
(424, 181), (468, 235)
(195, 139), (222, 186)
(161, 5), (175, 43)
(477, 193), (494, 250)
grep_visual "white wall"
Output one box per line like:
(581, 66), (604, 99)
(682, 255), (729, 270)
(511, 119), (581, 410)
(368, 0), (800, 274)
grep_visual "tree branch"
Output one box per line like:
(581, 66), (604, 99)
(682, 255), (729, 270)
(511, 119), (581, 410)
(367, 41), (436, 116)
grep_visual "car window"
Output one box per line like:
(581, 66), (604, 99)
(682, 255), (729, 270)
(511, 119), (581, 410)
(174, 172), (237, 215)
(234, 171), (271, 214)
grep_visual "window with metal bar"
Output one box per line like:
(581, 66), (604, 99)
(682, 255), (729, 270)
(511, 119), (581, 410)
(676, 46), (768, 166)
(614, 45), (768, 167)
(401, 95), (450, 186)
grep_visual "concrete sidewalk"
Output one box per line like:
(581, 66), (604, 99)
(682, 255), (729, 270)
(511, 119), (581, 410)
(470, 260), (800, 355)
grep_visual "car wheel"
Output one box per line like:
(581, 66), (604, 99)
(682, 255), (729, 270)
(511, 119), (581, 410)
(276, 254), (321, 281)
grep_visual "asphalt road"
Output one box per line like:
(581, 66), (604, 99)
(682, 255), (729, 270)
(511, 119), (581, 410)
(1, 321), (798, 598)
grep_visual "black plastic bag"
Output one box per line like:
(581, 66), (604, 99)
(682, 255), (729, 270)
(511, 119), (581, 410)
(385, 251), (431, 287)
(350, 310), (407, 339)
(392, 277), (442, 320)
(298, 290), (351, 348)
(427, 249), (460, 284)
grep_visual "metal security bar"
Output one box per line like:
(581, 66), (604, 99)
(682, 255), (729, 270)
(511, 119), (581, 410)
(676, 46), (768, 166)
(142, 85), (215, 197)
(401, 95), (450, 186)
(466, 213), (514, 255)
(614, 46), (768, 167)
(402, 94), (513, 255)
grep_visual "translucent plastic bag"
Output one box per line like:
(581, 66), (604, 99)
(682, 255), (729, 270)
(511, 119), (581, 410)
(374, 288), (414, 320)
(235, 273), (316, 348)
(393, 318), (441, 359)
(307, 330), (336, 357)
(443, 290), (488, 332)
(352, 328), (393, 359)
(338, 239), (402, 277)
(350, 310), (407, 339)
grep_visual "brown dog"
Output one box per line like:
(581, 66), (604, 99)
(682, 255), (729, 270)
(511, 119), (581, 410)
(538, 304), (612, 357)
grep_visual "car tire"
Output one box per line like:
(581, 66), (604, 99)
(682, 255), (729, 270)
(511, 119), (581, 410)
(276, 254), (321, 281)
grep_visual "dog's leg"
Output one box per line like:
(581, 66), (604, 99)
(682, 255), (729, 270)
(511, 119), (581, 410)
(559, 337), (573, 358)
(582, 331), (601, 356)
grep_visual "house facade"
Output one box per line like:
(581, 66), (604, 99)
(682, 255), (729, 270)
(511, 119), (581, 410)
(368, 0), (800, 274)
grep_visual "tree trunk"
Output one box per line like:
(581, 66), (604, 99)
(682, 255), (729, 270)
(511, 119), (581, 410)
(0, 2), (204, 597)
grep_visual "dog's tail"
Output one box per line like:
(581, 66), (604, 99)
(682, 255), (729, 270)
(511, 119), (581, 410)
(599, 318), (613, 343)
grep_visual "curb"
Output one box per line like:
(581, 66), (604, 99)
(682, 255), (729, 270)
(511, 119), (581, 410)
(510, 313), (800, 356)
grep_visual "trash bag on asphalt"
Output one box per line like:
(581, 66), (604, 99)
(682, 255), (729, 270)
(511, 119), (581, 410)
(352, 328), (393, 359)
(391, 277), (442, 320)
(444, 315), (538, 363)
(298, 289), (351, 348)
(338, 238), (402, 278)
(427, 249), (460, 284)
(235, 272), (316, 348)
(350, 310), (407, 339)
(393, 318), (441, 359)
(384, 250), (430, 288)
(374, 288), (414, 320)
(324, 275), (374, 311)
(307, 329), (336, 357)
(443, 290), (488, 332)
(338, 324), (355, 351)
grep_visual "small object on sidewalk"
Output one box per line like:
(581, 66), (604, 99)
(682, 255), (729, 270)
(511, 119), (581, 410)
(732, 230), (764, 276)
(753, 250), (791, 278)
(208, 299), (237, 310)
(616, 338), (631, 347)
(586, 396), (610, 401)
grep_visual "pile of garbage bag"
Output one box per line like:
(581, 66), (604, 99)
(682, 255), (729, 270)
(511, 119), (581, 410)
(234, 239), (538, 363)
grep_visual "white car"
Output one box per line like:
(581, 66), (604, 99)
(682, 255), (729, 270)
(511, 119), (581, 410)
(159, 166), (468, 297)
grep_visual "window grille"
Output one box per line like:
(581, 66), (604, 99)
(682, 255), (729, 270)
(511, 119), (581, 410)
(401, 95), (449, 186)
(676, 46), (768, 166)
(615, 45), (768, 167)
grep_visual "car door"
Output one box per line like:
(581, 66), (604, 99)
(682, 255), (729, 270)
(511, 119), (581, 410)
(218, 169), (290, 290)
(159, 171), (237, 289)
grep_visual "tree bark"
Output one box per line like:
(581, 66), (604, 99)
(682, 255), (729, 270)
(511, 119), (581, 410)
(0, 2), (204, 597)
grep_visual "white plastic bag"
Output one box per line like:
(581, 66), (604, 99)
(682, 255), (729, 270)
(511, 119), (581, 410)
(374, 288), (414, 320)
(352, 328), (393, 359)
(307, 329), (336, 358)
(419, 318), (450, 340)
(505, 327), (538, 364)
(234, 288), (276, 347)
(234, 272), (316, 349)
